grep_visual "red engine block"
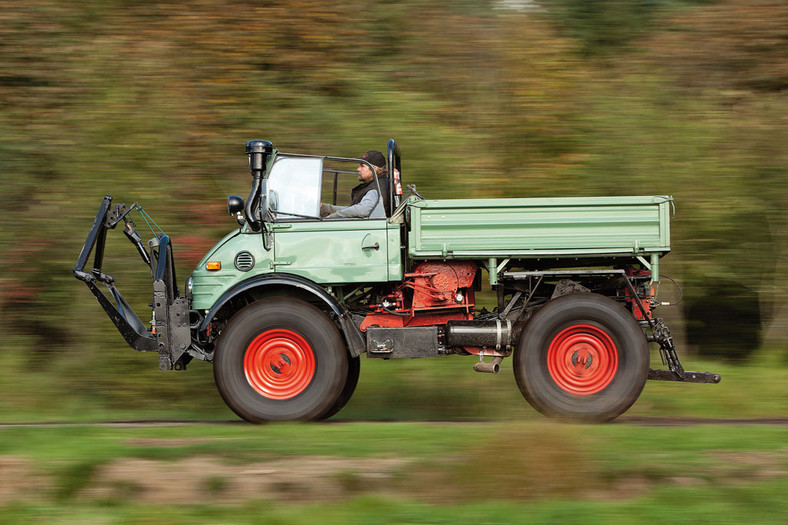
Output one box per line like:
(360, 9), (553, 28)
(360, 261), (478, 330)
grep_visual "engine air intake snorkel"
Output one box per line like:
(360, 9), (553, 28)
(245, 140), (273, 231)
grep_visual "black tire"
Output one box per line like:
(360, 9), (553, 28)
(317, 355), (360, 420)
(513, 293), (649, 422)
(214, 297), (348, 423)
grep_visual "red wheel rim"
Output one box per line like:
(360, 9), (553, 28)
(244, 329), (315, 400)
(547, 324), (618, 395)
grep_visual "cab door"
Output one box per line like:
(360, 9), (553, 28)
(272, 219), (390, 284)
(265, 153), (395, 284)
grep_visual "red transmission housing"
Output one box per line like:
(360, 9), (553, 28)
(360, 261), (478, 330)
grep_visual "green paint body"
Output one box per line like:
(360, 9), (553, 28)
(191, 194), (671, 311)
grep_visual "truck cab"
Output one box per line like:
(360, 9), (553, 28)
(189, 141), (404, 313)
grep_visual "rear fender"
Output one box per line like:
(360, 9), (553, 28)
(200, 273), (366, 357)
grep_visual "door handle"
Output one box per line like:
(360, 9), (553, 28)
(362, 242), (380, 251)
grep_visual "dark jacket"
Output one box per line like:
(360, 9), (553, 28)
(351, 176), (390, 216)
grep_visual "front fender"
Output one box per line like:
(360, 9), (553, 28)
(199, 273), (365, 357)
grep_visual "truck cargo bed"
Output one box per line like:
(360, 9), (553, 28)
(407, 195), (672, 260)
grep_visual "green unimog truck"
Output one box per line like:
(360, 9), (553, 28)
(74, 139), (719, 423)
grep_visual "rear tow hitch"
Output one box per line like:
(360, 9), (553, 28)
(647, 369), (721, 383)
(646, 318), (721, 384)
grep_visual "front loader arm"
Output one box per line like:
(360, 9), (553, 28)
(73, 195), (191, 370)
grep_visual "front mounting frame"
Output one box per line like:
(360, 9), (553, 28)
(73, 195), (191, 370)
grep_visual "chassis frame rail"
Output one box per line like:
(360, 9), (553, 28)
(73, 195), (190, 370)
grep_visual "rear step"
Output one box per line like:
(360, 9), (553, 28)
(648, 369), (721, 383)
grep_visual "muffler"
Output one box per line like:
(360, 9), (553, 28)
(445, 319), (512, 350)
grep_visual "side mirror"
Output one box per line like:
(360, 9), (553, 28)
(227, 195), (244, 215)
(228, 195), (245, 226)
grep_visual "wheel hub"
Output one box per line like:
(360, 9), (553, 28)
(244, 329), (315, 400)
(547, 324), (618, 395)
(270, 354), (292, 375)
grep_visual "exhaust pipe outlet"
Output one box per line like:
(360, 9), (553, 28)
(473, 360), (501, 374)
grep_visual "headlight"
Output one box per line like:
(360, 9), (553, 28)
(185, 276), (194, 301)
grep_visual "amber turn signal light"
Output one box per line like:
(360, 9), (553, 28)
(206, 261), (222, 271)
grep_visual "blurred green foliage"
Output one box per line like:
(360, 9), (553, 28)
(0, 0), (786, 413)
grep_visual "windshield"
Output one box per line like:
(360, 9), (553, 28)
(266, 156), (323, 219)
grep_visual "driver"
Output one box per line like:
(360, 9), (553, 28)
(320, 150), (390, 218)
